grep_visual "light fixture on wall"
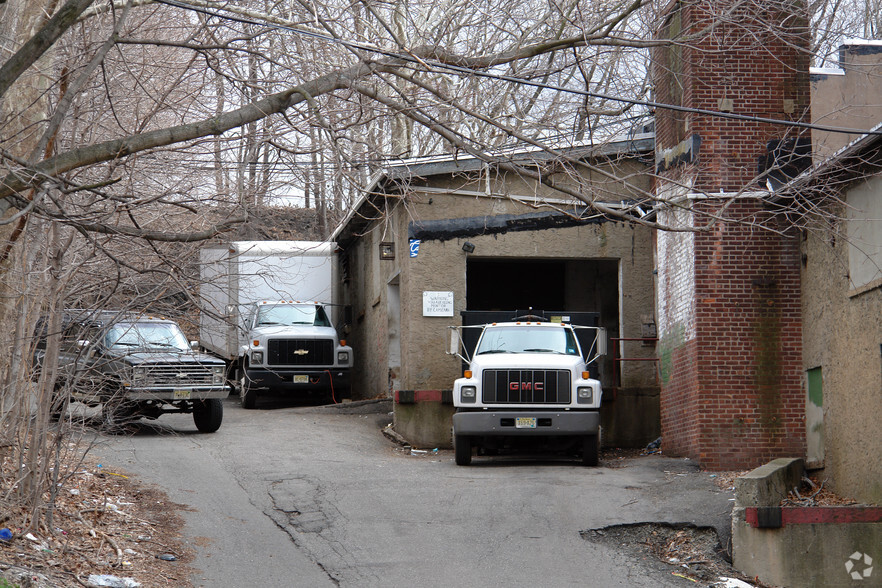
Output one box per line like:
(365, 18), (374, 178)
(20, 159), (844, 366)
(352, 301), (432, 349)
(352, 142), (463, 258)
(379, 242), (395, 260)
(462, 241), (475, 254)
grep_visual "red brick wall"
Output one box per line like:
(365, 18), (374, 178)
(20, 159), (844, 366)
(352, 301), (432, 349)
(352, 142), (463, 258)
(654, 1), (811, 187)
(692, 200), (805, 470)
(659, 338), (701, 458)
(654, 1), (809, 469)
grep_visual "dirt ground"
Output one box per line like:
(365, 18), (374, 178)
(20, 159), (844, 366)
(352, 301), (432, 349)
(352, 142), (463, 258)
(1, 450), (195, 588)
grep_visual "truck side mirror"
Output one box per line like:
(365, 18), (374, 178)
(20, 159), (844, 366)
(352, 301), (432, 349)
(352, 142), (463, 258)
(595, 328), (608, 356)
(447, 328), (459, 356)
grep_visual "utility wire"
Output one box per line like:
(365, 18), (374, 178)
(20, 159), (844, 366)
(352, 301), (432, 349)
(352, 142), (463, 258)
(154, 0), (882, 137)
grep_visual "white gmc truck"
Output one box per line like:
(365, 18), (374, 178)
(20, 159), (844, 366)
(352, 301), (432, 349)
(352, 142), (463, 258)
(450, 318), (605, 466)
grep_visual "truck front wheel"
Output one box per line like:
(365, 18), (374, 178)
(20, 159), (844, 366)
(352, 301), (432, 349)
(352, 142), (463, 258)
(454, 435), (472, 466)
(193, 398), (223, 433)
(239, 369), (257, 409)
(102, 399), (137, 433)
(49, 383), (67, 422)
(582, 430), (600, 467)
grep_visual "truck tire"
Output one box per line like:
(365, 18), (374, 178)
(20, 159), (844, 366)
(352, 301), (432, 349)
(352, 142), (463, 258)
(49, 384), (67, 422)
(454, 435), (472, 466)
(239, 372), (257, 409)
(102, 399), (136, 433)
(193, 398), (223, 433)
(582, 430), (600, 467)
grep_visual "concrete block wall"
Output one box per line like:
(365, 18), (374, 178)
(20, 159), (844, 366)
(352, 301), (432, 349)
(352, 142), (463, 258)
(653, 1), (809, 469)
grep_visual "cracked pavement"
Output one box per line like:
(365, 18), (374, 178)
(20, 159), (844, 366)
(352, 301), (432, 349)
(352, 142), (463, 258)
(94, 397), (735, 587)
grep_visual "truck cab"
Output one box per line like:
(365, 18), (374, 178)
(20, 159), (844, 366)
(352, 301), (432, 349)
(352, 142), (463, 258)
(450, 319), (604, 466)
(237, 300), (353, 408)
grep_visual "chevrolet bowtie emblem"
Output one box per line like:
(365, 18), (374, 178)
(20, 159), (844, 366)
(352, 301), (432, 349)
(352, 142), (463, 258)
(293, 349), (309, 355)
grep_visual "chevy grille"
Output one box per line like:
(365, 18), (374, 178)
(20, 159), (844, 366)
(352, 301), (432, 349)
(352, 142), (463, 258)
(140, 364), (215, 387)
(482, 369), (571, 404)
(268, 339), (334, 366)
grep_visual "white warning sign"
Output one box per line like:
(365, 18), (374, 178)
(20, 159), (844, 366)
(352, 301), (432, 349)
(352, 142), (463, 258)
(422, 291), (454, 317)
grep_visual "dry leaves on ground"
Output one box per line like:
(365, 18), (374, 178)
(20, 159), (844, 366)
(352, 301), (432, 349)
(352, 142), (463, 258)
(1, 450), (194, 588)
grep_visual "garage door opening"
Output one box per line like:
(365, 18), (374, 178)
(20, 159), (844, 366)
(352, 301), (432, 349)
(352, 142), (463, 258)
(466, 258), (618, 315)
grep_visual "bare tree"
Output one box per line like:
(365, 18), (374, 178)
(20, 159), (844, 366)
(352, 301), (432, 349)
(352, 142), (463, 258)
(0, 0), (876, 532)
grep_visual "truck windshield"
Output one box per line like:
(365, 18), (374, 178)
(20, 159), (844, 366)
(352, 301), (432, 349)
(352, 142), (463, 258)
(256, 304), (331, 327)
(106, 323), (191, 351)
(476, 326), (580, 355)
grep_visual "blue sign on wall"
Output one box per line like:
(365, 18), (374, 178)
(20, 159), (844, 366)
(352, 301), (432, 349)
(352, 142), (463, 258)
(409, 239), (421, 258)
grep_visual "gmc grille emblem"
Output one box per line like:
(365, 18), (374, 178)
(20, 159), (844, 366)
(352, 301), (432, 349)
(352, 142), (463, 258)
(293, 349), (309, 356)
(509, 382), (543, 391)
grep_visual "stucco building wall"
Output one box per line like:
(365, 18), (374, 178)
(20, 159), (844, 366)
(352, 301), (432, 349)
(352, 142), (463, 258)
(337, 150), (661, 447)
(345, 188), (657, 396)
(811, 42), (882, 161)
(801, 186), (882, 504)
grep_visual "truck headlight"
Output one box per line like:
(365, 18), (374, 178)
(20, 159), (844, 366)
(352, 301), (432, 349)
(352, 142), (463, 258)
(576, 387), (594, 404)
(337, 350), (350, 363)
(211, 366), (225, 385)
(132, 367), (147, 384)
(251, 351), (264, 365)
(461, 386), (477, 403)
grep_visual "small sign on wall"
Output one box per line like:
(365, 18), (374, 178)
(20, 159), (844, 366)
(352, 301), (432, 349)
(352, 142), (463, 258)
(422, 291), (454, 317)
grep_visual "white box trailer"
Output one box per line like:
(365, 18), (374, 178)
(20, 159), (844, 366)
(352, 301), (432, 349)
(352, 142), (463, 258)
(199, 240), (337, 358)
(199, 241), (352, 407)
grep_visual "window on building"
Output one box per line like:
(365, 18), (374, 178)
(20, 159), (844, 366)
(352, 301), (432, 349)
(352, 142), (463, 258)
(847, 175), (882, 291)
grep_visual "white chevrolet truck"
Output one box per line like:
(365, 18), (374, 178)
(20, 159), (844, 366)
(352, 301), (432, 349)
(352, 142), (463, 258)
(450, 318), (605, 466)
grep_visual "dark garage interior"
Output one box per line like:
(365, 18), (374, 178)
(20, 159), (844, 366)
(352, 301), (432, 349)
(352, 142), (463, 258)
(466, 258), (619, 316)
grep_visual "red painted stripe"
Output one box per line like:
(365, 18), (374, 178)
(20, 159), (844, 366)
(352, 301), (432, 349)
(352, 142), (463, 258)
(414, 390), (444, 403)
(394, 390), (446, 403)
(746, 507), (882, 527)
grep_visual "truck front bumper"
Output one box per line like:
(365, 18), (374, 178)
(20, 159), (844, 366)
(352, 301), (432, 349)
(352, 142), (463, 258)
(124, 386), (230, 401)
(245, 367), (350, 394)
(453, 410), (600, 436)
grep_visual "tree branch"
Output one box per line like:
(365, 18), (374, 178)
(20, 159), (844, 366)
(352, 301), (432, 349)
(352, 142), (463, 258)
(0, 0), (96, 100)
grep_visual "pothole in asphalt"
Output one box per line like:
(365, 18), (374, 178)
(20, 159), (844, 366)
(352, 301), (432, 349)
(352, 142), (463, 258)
(581, 522), (761, 586)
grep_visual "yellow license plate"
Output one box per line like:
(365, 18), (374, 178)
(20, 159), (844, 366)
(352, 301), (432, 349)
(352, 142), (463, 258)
(516, 417), (537, 429)
(293, 375), (309, 384)
(173, 390), (190, 399)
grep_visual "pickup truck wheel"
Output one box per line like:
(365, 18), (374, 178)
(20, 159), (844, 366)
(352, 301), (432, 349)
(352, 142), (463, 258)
(49, 384), (67, 422)
(239, 373), (257, 409)
(582, 430), (600, 467)
(102, 400), (136, 433)
(454, 435), (472, 466)
(193, 398), (223, 433)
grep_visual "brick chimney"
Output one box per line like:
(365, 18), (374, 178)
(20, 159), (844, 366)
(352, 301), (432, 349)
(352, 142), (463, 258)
(652, 1), (810, 470)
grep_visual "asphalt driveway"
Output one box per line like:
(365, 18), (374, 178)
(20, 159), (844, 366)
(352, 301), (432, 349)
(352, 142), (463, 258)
(94, 398), (736, 587)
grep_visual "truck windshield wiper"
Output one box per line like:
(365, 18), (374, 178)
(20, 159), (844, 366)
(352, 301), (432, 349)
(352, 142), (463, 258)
(522, 348), (559, 353)
(478, 349), (511, 354)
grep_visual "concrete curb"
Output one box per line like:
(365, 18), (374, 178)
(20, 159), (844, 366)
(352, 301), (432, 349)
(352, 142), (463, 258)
(732, 458), (882, 587)
(735, 457), (804, 507)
